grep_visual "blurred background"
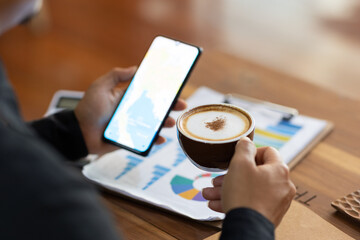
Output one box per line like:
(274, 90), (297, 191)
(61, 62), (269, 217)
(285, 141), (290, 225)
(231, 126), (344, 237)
(1, 0), (360, 120)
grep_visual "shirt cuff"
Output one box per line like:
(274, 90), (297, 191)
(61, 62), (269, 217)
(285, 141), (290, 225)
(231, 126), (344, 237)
(220, 207), (274, 240)
(29, 110), (88, 160)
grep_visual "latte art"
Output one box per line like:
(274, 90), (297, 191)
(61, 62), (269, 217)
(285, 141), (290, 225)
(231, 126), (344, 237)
(205, 117), (226, 131)
(176, 104), (255, 171)
(181, 107), (251, 141)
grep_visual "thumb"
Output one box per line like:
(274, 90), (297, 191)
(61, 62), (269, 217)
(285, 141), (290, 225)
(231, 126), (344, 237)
(101, 66), (137, 90)
(229, 137), (257, 170)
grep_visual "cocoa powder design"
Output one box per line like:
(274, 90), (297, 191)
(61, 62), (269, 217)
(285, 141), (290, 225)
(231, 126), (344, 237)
(205, 117), (226, 131)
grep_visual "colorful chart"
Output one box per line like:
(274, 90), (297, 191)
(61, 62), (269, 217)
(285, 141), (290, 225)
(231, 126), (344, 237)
(114, 137), (188, 191)
(114, 137), (172, 181)
(171, 173), (219, 202)
(254, 120), (302, 149)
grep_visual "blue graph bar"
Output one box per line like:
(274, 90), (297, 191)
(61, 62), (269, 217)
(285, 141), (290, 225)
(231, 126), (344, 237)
(278, 121), (302, 130)
(114, 156), (143, 180)
(148, 137), (172, 157)
(267, 126), (294, 136)
(142, 164), (170, 190)
(173, 147), (187, 167)
(267, 121), (302, 136)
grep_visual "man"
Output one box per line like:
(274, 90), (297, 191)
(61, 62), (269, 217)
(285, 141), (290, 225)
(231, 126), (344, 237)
(0, 1), (296, 239)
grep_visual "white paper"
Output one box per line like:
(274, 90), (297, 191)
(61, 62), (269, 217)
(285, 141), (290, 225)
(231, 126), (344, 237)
(83, 127), (225, 221)
(83, 86), (328, 221)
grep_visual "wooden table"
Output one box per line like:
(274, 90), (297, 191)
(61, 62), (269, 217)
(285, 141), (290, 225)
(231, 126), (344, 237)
(98, 50), (360, 239)
(0, 1), (359, 238)
(1, 37), (359, 238)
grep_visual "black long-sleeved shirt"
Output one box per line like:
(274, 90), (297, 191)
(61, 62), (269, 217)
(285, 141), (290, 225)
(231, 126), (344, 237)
(0, 61), (274, 239)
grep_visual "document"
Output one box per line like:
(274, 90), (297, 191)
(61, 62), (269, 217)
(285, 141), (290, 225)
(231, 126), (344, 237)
(83, 87), (329, 221)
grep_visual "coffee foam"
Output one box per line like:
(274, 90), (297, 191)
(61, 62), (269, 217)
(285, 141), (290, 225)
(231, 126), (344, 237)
(181, 106), (251, 141)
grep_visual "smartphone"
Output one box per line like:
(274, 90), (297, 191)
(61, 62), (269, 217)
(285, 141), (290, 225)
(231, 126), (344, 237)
(103, 36), (202, 156)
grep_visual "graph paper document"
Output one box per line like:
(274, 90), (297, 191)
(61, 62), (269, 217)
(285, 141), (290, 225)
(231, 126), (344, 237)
(82, 87), (331, 221)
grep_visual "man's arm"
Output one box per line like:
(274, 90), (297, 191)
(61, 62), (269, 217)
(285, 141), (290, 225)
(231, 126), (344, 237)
(28, 110), (88, 160)
(0, 123), (122, 240)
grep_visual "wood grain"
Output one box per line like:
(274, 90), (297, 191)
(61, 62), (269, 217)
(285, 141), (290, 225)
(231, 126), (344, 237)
(102, 198), (177, 240)
(103, 192), (220, 240)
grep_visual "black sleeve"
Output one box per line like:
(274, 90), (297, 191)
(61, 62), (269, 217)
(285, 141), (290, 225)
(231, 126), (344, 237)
(0, 124), (122, 240)
(1, 61), (121, 240)
(221, 208), (274, 240)
(28, 110), (88, 160)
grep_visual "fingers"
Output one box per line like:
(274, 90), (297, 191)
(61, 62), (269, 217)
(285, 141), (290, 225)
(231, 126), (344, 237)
(202, 175), (224, 213)
(163, 117), (176, 128)
(172, 99), (187, 111)
(212, 175), (225, 187)
(154, 101), (188, 143)
(154, 136), (166, 145)
(162, 99), (187, 128)
(111, 88), (125, 104)
(229, 137), (257, 169)
(208, 200), (223, 213)
(202, 187), (221, 201)
(255, 146), (282, 165)
(101, 67), (137, 90)
(273, 179), (296, 227)
(113, 66), (137, 82)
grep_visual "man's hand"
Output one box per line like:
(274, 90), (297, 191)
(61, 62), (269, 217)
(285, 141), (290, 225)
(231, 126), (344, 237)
(202, 137), (296, 227)
(74, 67), (187, 155)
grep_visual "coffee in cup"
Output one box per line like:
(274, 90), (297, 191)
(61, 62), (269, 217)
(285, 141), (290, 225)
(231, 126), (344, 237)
(176, 104), (255, 171)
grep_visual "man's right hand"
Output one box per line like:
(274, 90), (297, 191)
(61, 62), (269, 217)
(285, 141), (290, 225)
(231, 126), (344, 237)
(202, 137), (296, 227)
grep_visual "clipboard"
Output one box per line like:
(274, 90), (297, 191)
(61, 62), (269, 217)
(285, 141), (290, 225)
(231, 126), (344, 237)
(287, 121), (333, 169)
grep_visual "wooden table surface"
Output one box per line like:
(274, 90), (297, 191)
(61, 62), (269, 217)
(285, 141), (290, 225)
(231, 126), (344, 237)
(0, 0), (359, 239)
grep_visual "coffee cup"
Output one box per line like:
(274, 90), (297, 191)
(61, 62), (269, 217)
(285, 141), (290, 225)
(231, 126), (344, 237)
(176, 104), (255, 172)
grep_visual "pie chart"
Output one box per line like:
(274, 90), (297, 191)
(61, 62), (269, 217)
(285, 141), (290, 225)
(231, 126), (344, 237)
(170, 173), (219, 201)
